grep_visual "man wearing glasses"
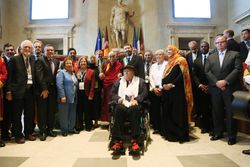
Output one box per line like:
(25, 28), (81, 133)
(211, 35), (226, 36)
(205, 36), (242, 145)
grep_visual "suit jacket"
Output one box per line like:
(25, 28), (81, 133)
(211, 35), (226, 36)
(205, 50), (242, 95)
(186, 51), (201, 73)
(56, 69), (78, 103)
(239, 41), (249, 62)
(124, 54), (145, 79)
(111, 77), (148, 104)
(192, 54), (210, 87)
(227, 38), (240, 52)
(6, 55), (36, 99)
(35, 56), (59, 93)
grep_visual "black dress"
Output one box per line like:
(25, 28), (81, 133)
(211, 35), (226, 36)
(88, 63), (102, 121)
(161, 64), (189, 143)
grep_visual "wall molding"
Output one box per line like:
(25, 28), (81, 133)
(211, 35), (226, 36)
(166, 22), (216, 48)
(24, 23), (76, 54)
(234, 8), (250, 23)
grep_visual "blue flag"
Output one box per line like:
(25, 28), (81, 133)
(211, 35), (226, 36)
(95, 28), (102, 53)
(133, 27), (137, 49)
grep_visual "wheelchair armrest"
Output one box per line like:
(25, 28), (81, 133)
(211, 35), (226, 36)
(232, 91), (250, 121)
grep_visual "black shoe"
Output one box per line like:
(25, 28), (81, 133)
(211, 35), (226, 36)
(209, 131), (214, 137)
(62, 132), (68, 137)
(39, 133), (47, 141)
(75, 127), (84, 131)
(201, 129), (207, 134)
(0, 140), (5, 147)
(15, 137), (25, 144)
(210, 135), (223, 141)
(242, 149), (250, 155)
(47, 131), (57, 137)
(228, 139), (236, 145)
(25, 134), (36, 141)
(69, 129), (80, 134)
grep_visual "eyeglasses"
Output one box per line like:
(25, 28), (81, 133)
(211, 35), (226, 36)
(215, 41), (226, 44)
(5, 49), (14, 51)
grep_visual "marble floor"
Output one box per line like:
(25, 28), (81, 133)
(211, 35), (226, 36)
(0, 127), (250, 167)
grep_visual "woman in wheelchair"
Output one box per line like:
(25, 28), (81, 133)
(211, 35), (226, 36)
(109, 65), (148, 154)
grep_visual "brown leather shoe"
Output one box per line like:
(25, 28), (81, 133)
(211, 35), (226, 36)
(15, 137), (25, 144)
(25, 135), (36, 141)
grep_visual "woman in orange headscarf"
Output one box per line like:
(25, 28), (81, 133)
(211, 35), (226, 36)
(161, 45), (193, 143)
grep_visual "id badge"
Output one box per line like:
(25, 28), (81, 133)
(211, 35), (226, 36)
(27, 74), (33, 84)
(145, 75), (149, 83)
(79, 82), (84, 90)
(95, 81), (98, 88)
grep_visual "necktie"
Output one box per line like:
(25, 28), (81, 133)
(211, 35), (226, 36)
(48, 59), (54, 75)
(219, 52), (224, 67)
(127, 56), (131, 64)
(146, 62), (150, 75)
(25, 58), (29, 69)
(203, 55), (207, 66)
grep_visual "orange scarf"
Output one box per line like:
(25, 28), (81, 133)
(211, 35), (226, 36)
(164, 45), (193, 122)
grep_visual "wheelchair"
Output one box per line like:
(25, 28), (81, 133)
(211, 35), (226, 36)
(108, 100), (151, 155)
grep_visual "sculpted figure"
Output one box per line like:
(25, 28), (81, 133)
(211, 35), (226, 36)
(110, 0), (134, 48)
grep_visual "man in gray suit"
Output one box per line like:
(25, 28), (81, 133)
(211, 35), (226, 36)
(205, 36), (242, 145)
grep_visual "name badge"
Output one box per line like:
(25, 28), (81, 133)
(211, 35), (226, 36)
(94, 81), (98, 88)
(79, 82), (84, 90)
(27, 74), (33, 84)
(145, 75), (149, 83)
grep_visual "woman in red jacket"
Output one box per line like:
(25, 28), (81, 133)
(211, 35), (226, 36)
(0, 56), (8, 147)
(76, 57), (95, 131)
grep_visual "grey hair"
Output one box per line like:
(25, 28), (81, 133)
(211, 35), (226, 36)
(155, 49), (165, 55)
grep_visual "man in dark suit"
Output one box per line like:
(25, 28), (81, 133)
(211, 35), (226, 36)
(186, 41), (201, 120)
(239, 28), (250, 62)
(1, 43), (15, 142)
(223, 29), (240, 53)
(205, 36), (242, 145)
(123, 44), (144, 79)
(143, 50), (154, 84)
(35, 44), (59, 141)
(192, 41), (213, 134)
(6, 40), (37, 144)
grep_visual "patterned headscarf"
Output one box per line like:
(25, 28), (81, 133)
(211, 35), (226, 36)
(163, 45), (193, 122)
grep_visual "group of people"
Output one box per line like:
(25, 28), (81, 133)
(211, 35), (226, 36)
(0, 28), (250, 156)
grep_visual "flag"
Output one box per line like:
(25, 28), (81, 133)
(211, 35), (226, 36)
(137, 28), (140, 53)
(103, 26), (109, 59)
(133, 27), (137, 49)
(101, 29), (105, 48)
(95, 28), (102, 53)
(139, 27), (144, 54)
